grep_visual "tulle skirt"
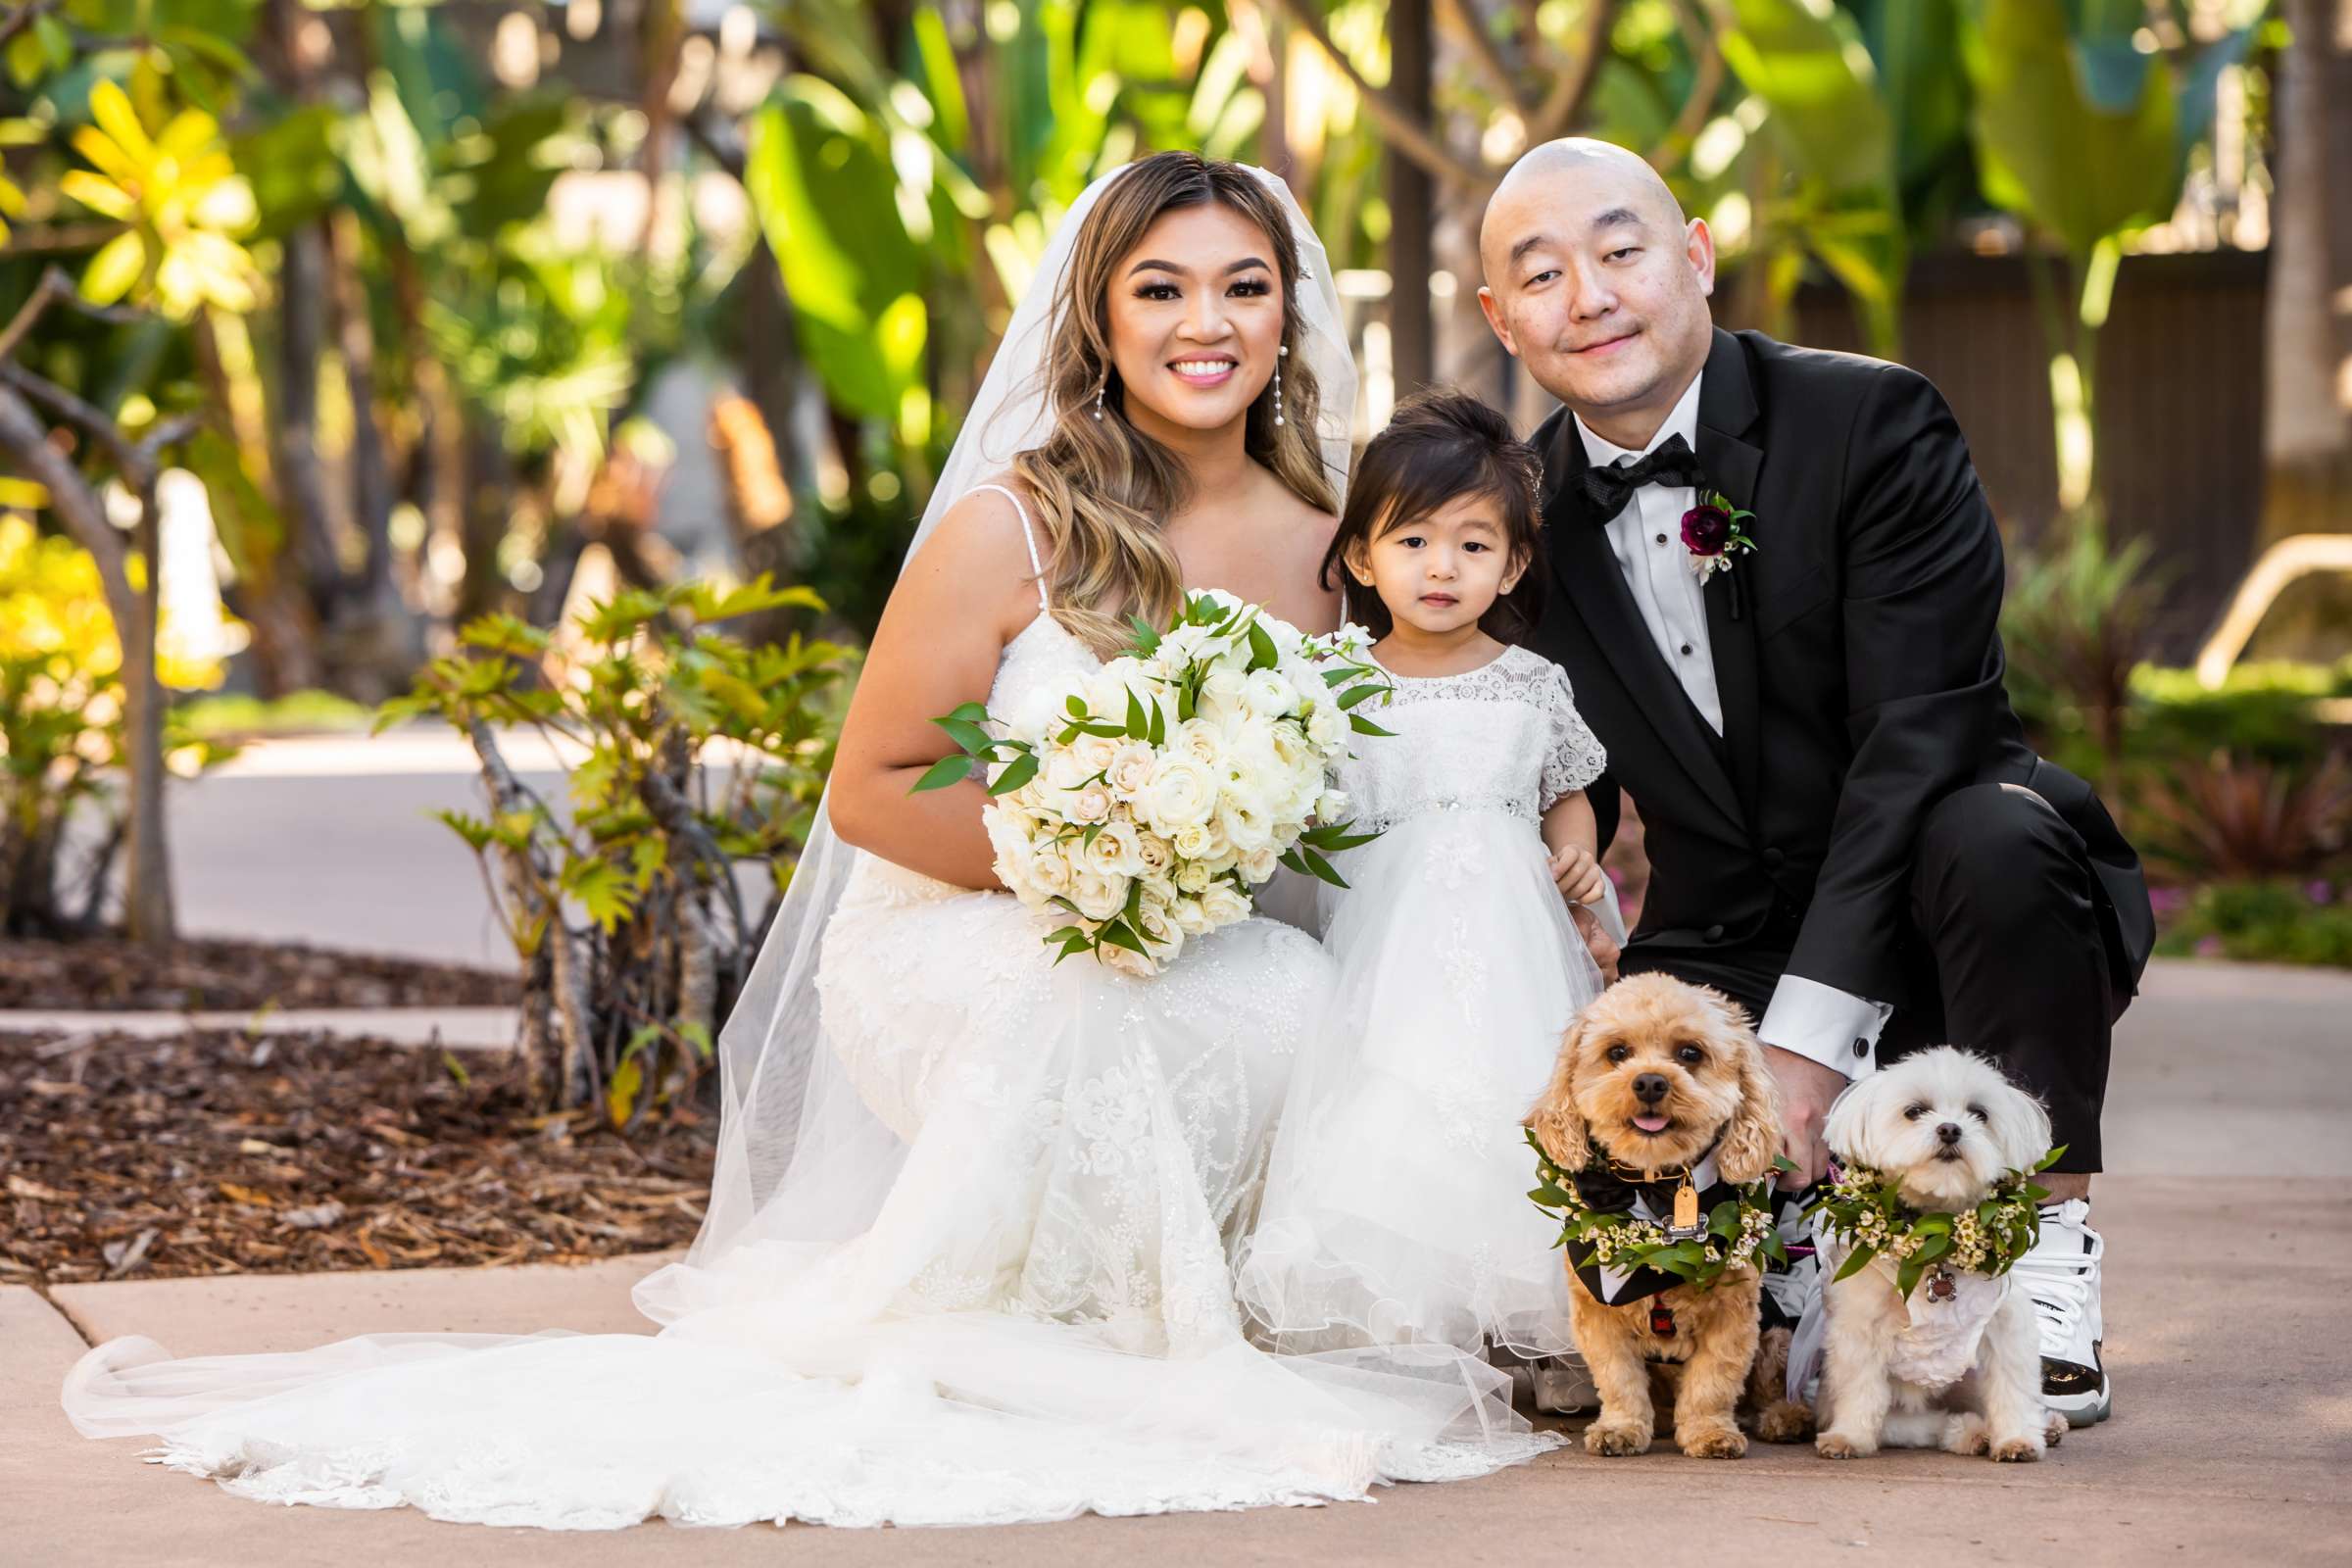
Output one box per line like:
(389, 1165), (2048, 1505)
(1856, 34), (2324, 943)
(61, 857), (1555, 1530)
(1239, 808), (1604, 1360)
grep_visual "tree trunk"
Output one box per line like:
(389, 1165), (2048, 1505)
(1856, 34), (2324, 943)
(0, 385), (174, 946)
(1387, 0), (1436, 398)
(2252, 0), (2352, 654)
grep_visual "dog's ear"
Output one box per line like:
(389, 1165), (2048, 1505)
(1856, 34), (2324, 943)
(1525, 1012), (1592, 1171)
(1715, 1020), (1785, 1185)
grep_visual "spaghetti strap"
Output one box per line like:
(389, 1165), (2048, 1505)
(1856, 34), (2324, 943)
(968, 482), (1049, 612)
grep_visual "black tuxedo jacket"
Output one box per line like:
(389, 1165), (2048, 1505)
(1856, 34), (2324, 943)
(1526, 328), (2153, 1010)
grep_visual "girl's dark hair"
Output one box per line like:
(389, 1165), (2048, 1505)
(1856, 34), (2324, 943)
(1318, 386), (1548, 643)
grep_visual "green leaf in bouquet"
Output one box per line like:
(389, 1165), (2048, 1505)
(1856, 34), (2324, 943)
(1298, 821), (1380, 852)
(945, 701), (991, 724)
(911, 755), (975, 793)
(1337, 682), (1386, 710)
(987, 751), (1039, 796)
(1245, 619), (1278, 672)
(931, 714), (993, 757)
(1127, 613), (1161, 657)
(1322, 665), (1356, 688)
(1125, 687), (1151, 740)
(1297, 845), (1350, 889)
(1348, 714), (1396, 737)
(1066, 694), (1090, 719)
(1098, 918), (1150, 956)
(1147, 692), (1166, 747)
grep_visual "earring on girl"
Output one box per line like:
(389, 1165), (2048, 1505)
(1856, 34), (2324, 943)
(1094, 378), (1106, 421)
(1273, 342), (1288, 427)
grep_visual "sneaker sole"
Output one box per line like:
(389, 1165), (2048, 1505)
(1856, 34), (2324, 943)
(2045, 1384), (2112, 1427)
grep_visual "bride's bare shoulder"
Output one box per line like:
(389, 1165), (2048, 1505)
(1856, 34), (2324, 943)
(910, 472), (1046, 571)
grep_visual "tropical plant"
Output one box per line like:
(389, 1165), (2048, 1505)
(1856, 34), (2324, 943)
(1998, 520), (2164, 802)
(2133, 751), (2350, 885)
(377, 578), (857, 1120)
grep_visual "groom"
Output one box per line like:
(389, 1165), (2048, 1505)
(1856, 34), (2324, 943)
(1476, 138), (2153, 1424)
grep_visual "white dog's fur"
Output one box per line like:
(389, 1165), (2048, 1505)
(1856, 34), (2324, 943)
(1813, 1048), (2066, 1462)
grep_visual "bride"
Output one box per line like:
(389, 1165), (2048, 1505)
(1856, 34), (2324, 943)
(60, 153), (1556, 1530)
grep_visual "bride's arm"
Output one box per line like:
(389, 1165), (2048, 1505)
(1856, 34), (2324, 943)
(826, 490), (1039, 889)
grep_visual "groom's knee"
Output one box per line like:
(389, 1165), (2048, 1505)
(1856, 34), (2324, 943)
(1912, 782), (2085, 934)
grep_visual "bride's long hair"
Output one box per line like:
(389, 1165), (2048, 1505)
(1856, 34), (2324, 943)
(1010, 152), (1341, 656)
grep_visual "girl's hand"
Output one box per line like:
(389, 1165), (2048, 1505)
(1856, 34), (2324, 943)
(1548, 844), (1607, 906)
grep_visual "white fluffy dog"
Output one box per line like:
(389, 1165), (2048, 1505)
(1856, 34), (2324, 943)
(1813, 1048), (2068, 1462)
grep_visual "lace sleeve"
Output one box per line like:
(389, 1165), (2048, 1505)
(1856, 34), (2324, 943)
(1539, 662), (1607, 811)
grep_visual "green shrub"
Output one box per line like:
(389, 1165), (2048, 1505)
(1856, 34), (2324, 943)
(2155, 879), (2352, 969)
(380, 576), (857, 1122)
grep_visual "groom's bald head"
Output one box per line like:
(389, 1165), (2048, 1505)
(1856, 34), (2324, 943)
(1476, 138), (1716, 443)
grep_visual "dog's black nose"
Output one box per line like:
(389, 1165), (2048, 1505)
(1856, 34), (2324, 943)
(1936, 1121), (1963, 1146)
(1633, 1073), (1669, 1103)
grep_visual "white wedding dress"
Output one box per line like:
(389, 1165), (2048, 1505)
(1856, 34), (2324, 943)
(59, 499), (1555, 1530)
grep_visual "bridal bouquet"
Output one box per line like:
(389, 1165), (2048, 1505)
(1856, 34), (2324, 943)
(915, 591), (1393, 976)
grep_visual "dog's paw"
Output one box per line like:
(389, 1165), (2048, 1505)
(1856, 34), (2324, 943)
(2043, 1412), (2069, 1447)
(1815, 1430), (1873, 1460)
(1752, 1399), (1815, 1445)
(1941, 1411), (1989, 1456)
(1988, 1432), (2044, 1463)
(1585, 1419), (1652, 1457)
(1678, 1421), (1746, 1460)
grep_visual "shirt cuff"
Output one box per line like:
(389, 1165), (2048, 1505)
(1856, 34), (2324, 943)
(1757, 975), (1893, 1079)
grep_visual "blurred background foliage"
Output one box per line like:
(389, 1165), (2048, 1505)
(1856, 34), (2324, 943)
(0, 0), (2344, 967)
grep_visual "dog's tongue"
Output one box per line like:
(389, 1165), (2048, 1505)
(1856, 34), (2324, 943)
(1633, 1112), (1670, 1133)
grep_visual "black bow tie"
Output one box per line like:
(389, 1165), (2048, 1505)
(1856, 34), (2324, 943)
(1578, 432), (1704, 520)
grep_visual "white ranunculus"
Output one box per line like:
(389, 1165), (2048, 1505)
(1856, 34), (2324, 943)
(1106, 741), (1157, 799)
(1142, 753), (1218, 830)
(1244, 668), (1298, 719)
(1219, 796), (1276, 854)
(1082, 816), (1148, 879)
(1045, 747), (1095, 797)
(1069, 868), (1128, 923)
(1200, 666), (1250, 716)
(1171, 718), (1224, 767)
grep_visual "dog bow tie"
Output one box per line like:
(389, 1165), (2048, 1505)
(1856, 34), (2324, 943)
(1578, 433), (1704, 520)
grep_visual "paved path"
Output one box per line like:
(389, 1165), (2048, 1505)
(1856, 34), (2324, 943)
(7, 959), (2348, 1562)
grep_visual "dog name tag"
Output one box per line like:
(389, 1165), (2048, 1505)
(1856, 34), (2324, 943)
(1667, 1178), (1702, 1240)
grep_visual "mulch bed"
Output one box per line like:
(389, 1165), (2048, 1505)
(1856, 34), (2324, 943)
(0, 1027), (713, 1287)
(0, 933), (519, 1011)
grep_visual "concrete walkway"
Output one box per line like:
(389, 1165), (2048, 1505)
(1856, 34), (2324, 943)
(7, 958), (2349, 1565)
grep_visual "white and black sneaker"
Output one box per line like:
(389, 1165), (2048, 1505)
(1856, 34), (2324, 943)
(2015, 1198), (2110, 1426)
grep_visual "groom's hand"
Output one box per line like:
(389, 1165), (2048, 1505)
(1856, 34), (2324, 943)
(1567, 904), (1620, 983)
(1762, 1044), (1848, 1188)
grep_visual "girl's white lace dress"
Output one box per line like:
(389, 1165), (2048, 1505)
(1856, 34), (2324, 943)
(1240, 644), (1609, 1360)
(60, 496), (1552, 1531)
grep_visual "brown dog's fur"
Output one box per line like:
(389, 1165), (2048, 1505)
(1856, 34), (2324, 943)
(1526, 974), (1815, 1457)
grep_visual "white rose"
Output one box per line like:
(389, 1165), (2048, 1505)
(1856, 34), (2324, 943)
(1315, 788), (1349, 822)
(1072, 731), (1119, 775)
(1099, 941), (1157, 978)
(1067, 783), (1114, 825)
(1082, 817), (1148, 879)
(1135, 833), (1175, 879)
(1305, 703), (1346, 751)
(1173, 857), (1212, 895)
(1170, 893), (1213, 935)
(1171, 718), (1224, 767)
(1134, 896), (1185, 965)
(1106, 741), (1157, 799)
(1199, 881), (1251, 928)
(1069, 868), (1128, 923)
(1045, 747), (1095, 796)
(1200, 666), (1250, 716)
(1170, 818), (1225, 863)
(1240, 843), (1280, 883)
(1028, 844), (1074, 900)
(1143, 753), (1218, 830)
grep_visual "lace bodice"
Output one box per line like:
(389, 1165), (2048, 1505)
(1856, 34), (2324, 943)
(1337, 645), (1606, 835)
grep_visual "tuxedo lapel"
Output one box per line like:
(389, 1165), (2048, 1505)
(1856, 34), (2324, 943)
(1542, 404), (1746, 832)
(1695, 331), (1765, 820)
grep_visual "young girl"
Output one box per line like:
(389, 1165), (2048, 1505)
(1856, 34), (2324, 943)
(1239, 388), (1611, 1366)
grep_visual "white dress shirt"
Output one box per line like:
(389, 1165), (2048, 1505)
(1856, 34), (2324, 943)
(1575, 373), (1890, 1080)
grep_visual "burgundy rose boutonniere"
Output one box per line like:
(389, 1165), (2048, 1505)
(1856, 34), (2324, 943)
(1681, 489), (1758, 581)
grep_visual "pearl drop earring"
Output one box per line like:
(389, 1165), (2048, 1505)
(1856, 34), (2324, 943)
(1094, 378), (1105, 421)
(1273, 343), (1288, 427)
